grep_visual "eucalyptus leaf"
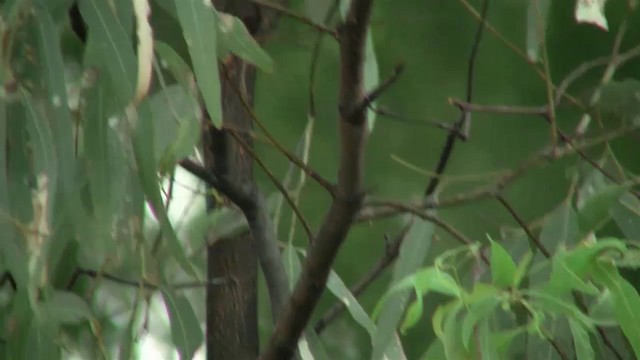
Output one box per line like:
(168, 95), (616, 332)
(162, 288), (204, 360)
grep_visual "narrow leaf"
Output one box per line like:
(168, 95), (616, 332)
(490, 240), (517, 288)
(162, 288), (204, 360)
(173, 0), (222, 126)
(217, 12), (273, 72)
(569, 318), (595, 360)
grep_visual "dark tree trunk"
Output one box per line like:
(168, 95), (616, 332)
(204, 2), (262, 359)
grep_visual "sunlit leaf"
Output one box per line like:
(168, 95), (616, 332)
(132, 0), (154, 104)
(400, 285), (424, 333)
(173, 0), (222, 126)
(490, 240), (517, 288)
(162, 288), (203, 360)
(575, 0), (609, 30)
(513, 250), (534, 288)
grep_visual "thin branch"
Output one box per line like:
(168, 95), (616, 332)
(450, 99), (548, 117)
(423, 0), (489, 197)
(259, 0), (375, 358)
(66, 268), (227, 291)
(227, 129), (314, 243)
(252, 0), (339, 39)
(495, 194), (551, 258)
(357, 124), (640, 222)
(221, 69), (337, 197)
(373, 106), (461, 134)
(314, 223), (412, 334)
(350, 64), (405, 116)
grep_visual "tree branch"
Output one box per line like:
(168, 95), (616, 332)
(314, 223), (412, 333)
(251, 0), (338, 39)
(259, 0), (375, 358)
(66, 268), (227, 290)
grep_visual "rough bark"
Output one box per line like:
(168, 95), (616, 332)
(204, 2), (261, 359)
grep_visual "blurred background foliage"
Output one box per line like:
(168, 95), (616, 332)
(1, 0), (640, 358)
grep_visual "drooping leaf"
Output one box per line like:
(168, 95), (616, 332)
(154, 41), (196, 95)
(526, 0), (551, 61)
(400, 285), (424, 333)
(592, 262), (640, 358)
(173, 0), (222, 126)
(217, 12), (273, 73)
(132, 103), (197, 276)
(162, 288), (204, 360)
(490, 240), (517, 288)
(461, 289), (500, 349)
(79, 0), (137, 108)
(569, 318), (595, 360)
(527, 289), (595, 330)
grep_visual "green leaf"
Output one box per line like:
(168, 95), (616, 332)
(490, 240), (517, 288)
(527, 289), (595, 330)
(592, 262), (640, 358)
(513, 250), (534, 287)
(589, 289), (616, 326)
(132, 103), (197, 276)
(597, 80), (640, 120)
(372, 217), (433, 360)
(578, 184), (627, 234)
(611, 192), (640, 240)
(79, 0), (137, 108)
(162, 288), (203, 360)
(373, 267), (461, 320)
(42, 290), (92, 325)
(217, 12), (273, 73)
(154, 41), (195, 95)
(478, 319), (499, 360)
(400, 285), (424, 333)
(569, 318), (595, 360)
(526, 1), (550, 61)
(25, 318), (60, 360)
(540, 202), (579, 250)
(173, 0), (222, 126)
(525, 0), (551, 62)
(461, 296), (500, 349)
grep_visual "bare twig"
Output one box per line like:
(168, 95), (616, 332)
(350, 64), (405, 116)
(450, 99), (548, 117)
(221, 69), (337, 197)
(373, 106), (461, 134)
(314, 223), (413, 333)
(424, 0), (489, 197)
(495, 194), (551, 258)
(66, 268), (227, 291)
(252, 0), (339, 39)
(227, 129), (314, 243)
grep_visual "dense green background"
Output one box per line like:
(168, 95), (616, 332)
(248, 0), (640, 358)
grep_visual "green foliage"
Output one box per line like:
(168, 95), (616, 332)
(1, 0), (640, 359)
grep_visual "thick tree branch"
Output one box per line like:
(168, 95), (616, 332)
(259, 1), (375, 358)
